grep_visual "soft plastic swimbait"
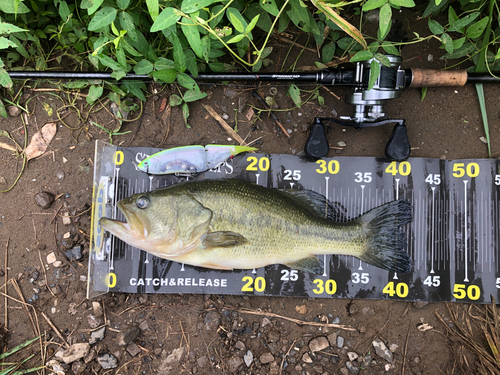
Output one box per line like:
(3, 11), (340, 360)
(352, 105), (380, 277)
(137, 145), (257, 175)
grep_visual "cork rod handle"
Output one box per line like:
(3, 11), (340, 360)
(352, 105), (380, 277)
(409, 69), (468, 88)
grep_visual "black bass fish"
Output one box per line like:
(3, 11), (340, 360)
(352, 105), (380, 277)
(100, 179), (412, 274)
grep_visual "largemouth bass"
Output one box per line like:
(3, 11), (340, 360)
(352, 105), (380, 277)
(100, 179), (412, 273)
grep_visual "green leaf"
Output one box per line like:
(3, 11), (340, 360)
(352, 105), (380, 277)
(495, 48), (500, 61)
(0, 99), (7, 119)
(0, 22), (28, 34)
(420, 87), (427, 101)
(318, 95), (324, 106)
(381, 42), (399, 55)
(427, 19), (443, 35)
(186, 49), (199, 77)
(209, 5), (224, 28)
(388, 0), (415, 7)
(227, 34), (245, 43)
(134, 59), (153, 74)
(452, 37), (465, 50)
(447, 12), (480, 32)
(150, 8), (181, 32)
(367, 59), (380, 90)
(117, 0), (130, 10)
(260, 0), (279, 16)
(153, 69), (177, 83)
(154, 57), (175, 70)
(88, 7), (117, 31)
(181, 17), (203, 58)
(362, 0), (388, 11)
(118, 11), (135, 35)
(183, 90), (207, 102)
(440, 42), (474, 59)
(123, 81), (146, 101)
(288, 84), (301, 108)
(177, 73), (198, 91)
(0, 37), (16, 49)
(87, 85), (103, 104)
(0, 1), (30, 14)
(146, 0), (159, 21)
(322, 42), (336, 64)
(246, 15), (259, 34)
(170, 94), (183, 106)
(182, 102), (191, 128)
(201, 35), (211, 63)
(374, 52), (391, 67)
(86, 0), (104, 15)
(379, 3), (391, 39)
(58, 0), (71, 21)
(476, 83), (490, 157)
(466, 17), (489, 39)
(181, 0), (215, 14)
(441, 32), (453, 54)
(97, 54), (125, 71)
(368, 41), (379, 54)
(227, 8), (246, 33)
(448, 6), (458, 28)
(172, 35), (186, 73)
(350, 50), (374, 62)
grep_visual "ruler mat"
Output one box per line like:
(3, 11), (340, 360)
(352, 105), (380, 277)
(88, 140), (500, 303)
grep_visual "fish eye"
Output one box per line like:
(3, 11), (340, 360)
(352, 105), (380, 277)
(143, 161), (149, 165)
(136, 196), (150, 209)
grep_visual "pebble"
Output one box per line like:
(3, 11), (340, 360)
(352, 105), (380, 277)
(235, 341), (245, 350)
(89, 327), (105, 345)
(53, 261), (62, 268)
(56, 171), (65, 180)
(346, 361), (359, 374)
(228, 356), (243, 372)
(222, 113), (229, 120)
(71, 360), (86, 375)
(372, 339), (393, 363)
(347, 352), (358, 361)
(259, 352), (274, 364)
(87, 314), (103, 329)
(204, 311), (221, 331)
(165, 347), (186, 364)
(197, 356), (209, 367)
(92, 301), (103, 317)
(47, 252), (57, 264)
(262, 317), (271, 327)
(287, 129), (293, 134)
(268, 330), (280, 343)
(66, 245), (83, 261)
(337, 141), (347, 147)
(97, 353), (118, 369)
(61, 343), (90, 364)
(117, 326), (141, 346)
(309, 336), (329, 352)
(302, 353), (313, 363)
(46, 359), (65, 375)
(7, 105), (21, 117)
(35, 192), (55, 209)
(295, 305), (307, 314)
(389, 343), (398, 352)
(139, 320), (149, 331)
(0, 177), (6, 184)
(337, 336), (344, 349)
(62, 213), (71, 225)
(83, 348), (97, 364)
(479, 136), (488, 144)
(244, 350), (253, 367)
(127, 342), (141, 357)
(327, 332), (337, 346)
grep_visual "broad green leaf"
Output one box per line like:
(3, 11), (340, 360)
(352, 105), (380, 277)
(466, 17), (489, 39)
(0, 22), (28, 34)
(246, 15), (259, 34)
(177, 73), (198, 91)
(0, 37), (16, 49)
(86, 0), (104, 15)
(88, 7), (117, 31)
(476, 83), (491, 156)
(435, 0), (443, 4)
(170, 94), (183, 106)
(322, 42), (336, 64)
(440, 42), (474, 59)
(111, 21), (120, 36)
(0, 99), (6, 119)
(118, 11), (135, 35)
(227, 34), (245, 43)
(201, 35), (211, 62)
(288, 84), (301, 108)
(181, 17), (203, 58)
(183, 90), (207, 102)
(181, 0), (215, 14)
(97, 54), (126, 71)
(441, 32), (453, 54)
(245, 3), (272, 32)
(368, 41), (379, 54)
(87, 85), (103, 104)
(422, 0), (447, 17)
(374, 52), (391, 67)
(185, 49), (198, 77)
(448, 12), (480, 32)
(172, 35), (186, 73)
(0, 1), (30, 14)
(452, 37), (465, 49)
(227, 8), (245, 33)
(427, 19), (443, 34)
(362, 0), (388, 11)
(64, 82), (88, 89)
(153, 69), (177, 83)
(350, 50), (374, 62)
(379, 3), (391, 39)
(123, 81), (146, 101)
(117, 0), (130, 10)
(111, 70), (127, 81)
(260, 0), (279, 16)
(58, 1), (71, 21)
(421, 87), (427, 101)
(367, 60), (380, 90)
(182, 102), (190, 128)
(388, 0), (415, 7)
(311, 0), (367, 49)
(134, 59), (153, 74)
(9, 35), (28, 58)
(495, 48), (500, 61)
(146, 0), (159, 21)
(381, 42), (399, 55)
(150, 8), (181, 32)
(154, 57), (175, 70)
(209, 5), (224, 28)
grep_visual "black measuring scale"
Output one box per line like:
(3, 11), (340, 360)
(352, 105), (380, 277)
(88, 141), (500, 304)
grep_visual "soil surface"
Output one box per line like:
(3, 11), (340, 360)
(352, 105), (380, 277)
(1, 6), (499, 375)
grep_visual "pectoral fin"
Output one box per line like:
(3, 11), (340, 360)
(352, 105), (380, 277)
(202, 231), (249, 248)
(284, 256), (323, 274)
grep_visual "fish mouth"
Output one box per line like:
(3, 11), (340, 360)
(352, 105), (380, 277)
(99, 201), (147, 239)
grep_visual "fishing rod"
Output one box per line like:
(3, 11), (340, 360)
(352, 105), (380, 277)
(7, 55), (500, 160)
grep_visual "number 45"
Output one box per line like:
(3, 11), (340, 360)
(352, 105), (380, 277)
(425, 174), (441, 185)
(423, 275), (440, 287)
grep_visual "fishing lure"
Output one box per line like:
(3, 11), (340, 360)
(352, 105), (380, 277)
(137, 145), (257, 175)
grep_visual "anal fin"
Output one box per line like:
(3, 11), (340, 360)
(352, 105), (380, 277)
(202, 231), (249, 248)
(284, 256), (324, 274)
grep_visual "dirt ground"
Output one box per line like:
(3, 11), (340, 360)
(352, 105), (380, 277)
(1, 6), (500, 375)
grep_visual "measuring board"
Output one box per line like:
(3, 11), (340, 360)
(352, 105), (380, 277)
(88, 140), (500, 303)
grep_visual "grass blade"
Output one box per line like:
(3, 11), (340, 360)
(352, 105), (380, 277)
(475, 83), (491, 157)
(0, 336), (41, 361)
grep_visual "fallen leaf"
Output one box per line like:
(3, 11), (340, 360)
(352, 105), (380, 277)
(159, 97), (167, 113)
(25, 123), (57, 161)
(0, 142), (18, 152)
(245, 107), (254, 121)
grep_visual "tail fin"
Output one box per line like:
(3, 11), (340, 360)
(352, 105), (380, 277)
(231, 145), (258, 155)
(357, 200), (412, 273)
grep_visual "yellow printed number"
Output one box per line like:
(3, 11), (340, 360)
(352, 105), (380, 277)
(385, 161), (411, 176)
(452, 163), (479, 178)
(246, 156), (270, 171)
(113, 151), (124, 166)
(241, 276), (266, 292)
(312, 279), (337, 295)
(107, 273), (117, 288)
(453, 284), (480, 300)
(382, 281), (408, 298)
(315, 160), (339, 174)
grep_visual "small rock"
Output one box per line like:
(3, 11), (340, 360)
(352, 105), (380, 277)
(389, 343), (398, 352)
(92, 301), (103, 317)
(89, 327), (105, 344)
(62, 343), (90, 364)
(87, 314), (103, 329)
(337, 336), (344, 349)
(117, 326), (141, 346)
(53, 261), (62, 268)
(71, 361), (86, 375)
(235, 341), (246, 350)
(347, 352), (358, 361)
(244, 350), (253, 367)
(361, 353), (373, 368)
(68, 303), (77, 315)
(127, 342), (141, 357)
(372, 339), (393, 363)
(47, 252), (57, 264)
(228, 356), (243, 372)
(154, 348), (162, 356)
(302, 353), (313, 363)
(46, 359), (65, 375)
(97, 353), (118, 369)
(327, 332), (337, 346)
(268, 330), (280, 343)
(427, 54), (434, 62)
(224, 88), (238, 98)
(139, 320), (149, 331)
(36, 192), (55, 209)
(479, 136), (488, 144)
(57, 171), (65, 180)
(65, 245), (82, 261)
(337, 141), (347, 147)
(7, 105), (21, 117)
(295, 305), (307, 314)
(413, 356), (420, 364)
(348, 304), (359, 316)
(346, 360), (359, 375)
(204, 311), (221, 331)
(62, 213), (71, 225)
(309, 336), (329, 352)
(0, 177), (6, 184)
(287, 129), (293, 134)
(197, 356), (209, 367)
(222, 113), (229, 120)
(83, 348), (97, 364)
(165, 347), (186, 364)
(262, 317), (271, 327)
(260, 352), (274, 364)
